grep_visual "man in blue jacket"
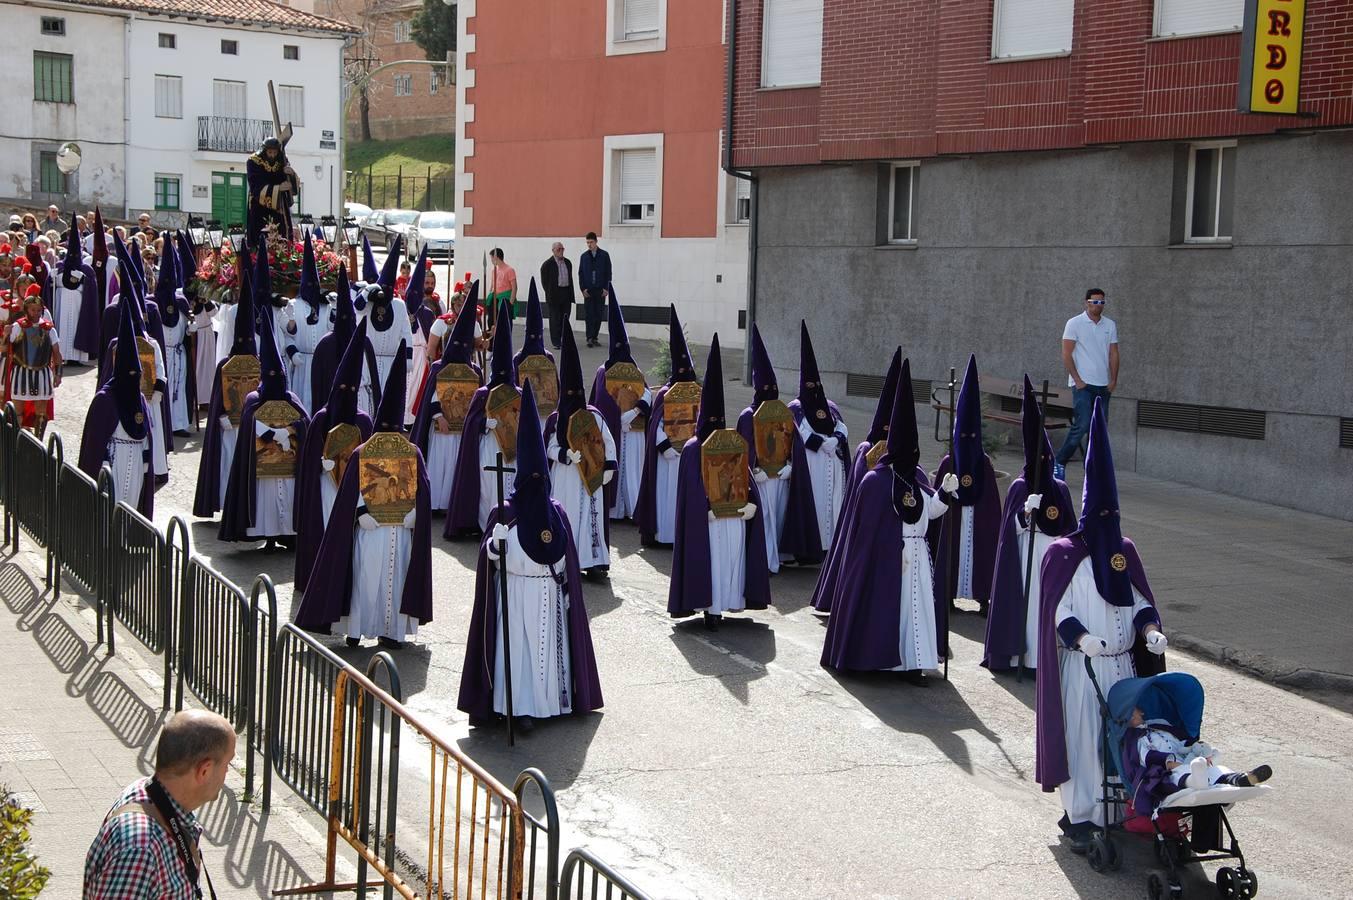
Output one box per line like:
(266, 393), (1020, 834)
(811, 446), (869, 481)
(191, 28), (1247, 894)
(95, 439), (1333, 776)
(577, 231), (612, 348)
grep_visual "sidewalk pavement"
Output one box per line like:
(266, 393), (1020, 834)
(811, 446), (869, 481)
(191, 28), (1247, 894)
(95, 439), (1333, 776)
(0, 547), (345, 898)
(588, 334), (1353, 705)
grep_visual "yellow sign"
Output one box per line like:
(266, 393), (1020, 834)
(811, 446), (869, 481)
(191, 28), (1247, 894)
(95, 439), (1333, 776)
(1239, 0), (1306, 115)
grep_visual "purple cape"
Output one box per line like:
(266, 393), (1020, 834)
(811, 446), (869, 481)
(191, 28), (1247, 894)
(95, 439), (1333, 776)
(192, 357), (240, 518)
(810, 446), (928, 614)
(820, 469), (945, 670)
(542, 405), (615, 546)
(310, 331), (381, 416)
(292, 443), (434, 631)
(666, 438), (772, 617)
(444, 384), (520, 536)
(981, 475), (1076, 671)
(634, 386), (677, 544)
(736, 405), (821, 564)
(927, 454), (1002, 620)
(293, 406), (374, 594)
(100, 301), (174, 454)
(409, 357), (483, 460)
(71, 263), (102, 357)
(1034, 537), (1164, 792)
(588, 365), (626, 516)
(218, 390), (309, 541)
(78, 391), (155, 517)
(456, 505), (604, 719)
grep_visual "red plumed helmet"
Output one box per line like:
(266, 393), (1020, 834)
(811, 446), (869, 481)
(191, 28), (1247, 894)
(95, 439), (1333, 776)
(25, 283), (43, 298)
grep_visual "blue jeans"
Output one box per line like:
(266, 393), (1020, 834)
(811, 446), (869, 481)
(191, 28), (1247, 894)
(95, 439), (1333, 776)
(1056, 385), (1111, 464)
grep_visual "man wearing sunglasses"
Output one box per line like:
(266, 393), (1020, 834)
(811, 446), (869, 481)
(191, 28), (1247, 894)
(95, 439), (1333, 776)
(1054, 288), (1118, 479)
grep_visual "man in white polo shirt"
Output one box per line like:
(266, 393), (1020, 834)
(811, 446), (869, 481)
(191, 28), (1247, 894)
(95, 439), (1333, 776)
(1054, 288), (1118, 479)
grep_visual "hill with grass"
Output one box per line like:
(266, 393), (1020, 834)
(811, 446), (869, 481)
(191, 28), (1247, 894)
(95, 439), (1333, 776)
(346, 134), (455, 211)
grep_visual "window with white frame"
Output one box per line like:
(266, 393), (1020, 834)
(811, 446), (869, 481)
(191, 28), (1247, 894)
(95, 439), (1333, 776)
(393, 74), (412, 96)
(731, 176), (751, 224)
(1154, 0), (1243, 37)
(1185, 142), (1235, 242)
(619, 149), (657, 223)
(992, 0), (1074, 59)
(887, 163), (918, 243)
(277, 84), (304, 127)
(608, 0), (666, 54)
(154, 74), (182, 118)
(393, 19), (412, 42)
(622, 0), (660, 39)
(761, 0), (823, 88)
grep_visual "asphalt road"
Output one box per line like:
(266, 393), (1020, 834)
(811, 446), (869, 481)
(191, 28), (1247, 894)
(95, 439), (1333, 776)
(48, 323), (1353, 899)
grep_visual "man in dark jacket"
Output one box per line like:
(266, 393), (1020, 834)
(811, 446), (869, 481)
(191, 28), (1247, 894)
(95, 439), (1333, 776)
(577, 232), (612, 347)
(539, 242), (574, 349)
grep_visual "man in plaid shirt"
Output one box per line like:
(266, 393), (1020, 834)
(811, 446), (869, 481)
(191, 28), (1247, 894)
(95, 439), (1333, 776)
(84, 710), (236, 899)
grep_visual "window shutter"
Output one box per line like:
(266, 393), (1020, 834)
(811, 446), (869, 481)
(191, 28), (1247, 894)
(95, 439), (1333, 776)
(279, 85), (304, 127)
(620, 149), (657, 206)
(623, 0), (660, 38)
(762, 0), (823, 88)
(992, 0), (1074, 58)
(155, 75), (182, 118)
(213, 80), (246, 118)
(1156, 0), (1243, 37)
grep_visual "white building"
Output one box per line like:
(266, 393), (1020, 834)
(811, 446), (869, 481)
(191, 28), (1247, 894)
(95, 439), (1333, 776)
(3, 0), (355, 227)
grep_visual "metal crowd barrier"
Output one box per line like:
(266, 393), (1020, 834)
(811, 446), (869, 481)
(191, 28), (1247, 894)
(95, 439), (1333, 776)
(559, 849), (655, 900)
(0, 405), (655, 900)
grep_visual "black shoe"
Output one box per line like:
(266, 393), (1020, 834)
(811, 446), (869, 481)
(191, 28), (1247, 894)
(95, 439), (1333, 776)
(1243, 764), (1272, 785)
(345, 637), (361, 648)
(587, 565), (609, 579)
(703, 612), (721, 631)
(1068, 833), (1090, 855)
(468, 714), (494, 728)
(902, 670), (930, 687)
(377, 636), (405, 650)
(1056, 813), (1072, 836)
(514, 716), (535, 734)
(174, 429), (192, 437)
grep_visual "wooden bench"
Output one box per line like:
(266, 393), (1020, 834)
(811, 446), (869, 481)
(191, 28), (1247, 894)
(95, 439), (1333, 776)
(930, 374), (1071, 443)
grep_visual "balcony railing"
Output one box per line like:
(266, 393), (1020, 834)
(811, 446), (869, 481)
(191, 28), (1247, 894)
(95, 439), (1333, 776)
(197, 116), (273, 154)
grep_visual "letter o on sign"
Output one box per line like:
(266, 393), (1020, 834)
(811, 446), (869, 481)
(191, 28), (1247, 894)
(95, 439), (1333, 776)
(1265, 79), (1284, 103)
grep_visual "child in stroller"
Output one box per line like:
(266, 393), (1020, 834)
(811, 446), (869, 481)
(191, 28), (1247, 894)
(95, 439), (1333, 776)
(1082, 659), (1273, 899)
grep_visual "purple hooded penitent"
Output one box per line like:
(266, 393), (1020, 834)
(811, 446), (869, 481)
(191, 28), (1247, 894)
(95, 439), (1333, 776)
(456, 379), (604, 719)
(982, 375), (1077, 670)
(635, 304), (697, 544)
(361, 235), (380, 284)
(79, 300), (155, 516)
(411, 280), (484, 461)
(667, 334), (771, 617)
(513, 277), (555, 372)
(587, 285), (647, 514)
(310, 264), (380, 414)
(62, 220), (101, 358)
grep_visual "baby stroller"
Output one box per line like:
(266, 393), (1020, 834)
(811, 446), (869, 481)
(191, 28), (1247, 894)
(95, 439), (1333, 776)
(1082, 656), (1270, 899)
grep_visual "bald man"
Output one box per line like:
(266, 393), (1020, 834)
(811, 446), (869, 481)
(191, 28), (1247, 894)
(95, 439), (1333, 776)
(85, 710), (236, 899)
(539, 242), (575, 350)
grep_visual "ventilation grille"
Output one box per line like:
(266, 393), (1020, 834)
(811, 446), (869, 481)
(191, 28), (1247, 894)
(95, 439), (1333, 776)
(997, 395), (1021, 414)
(846, 373), (933, 404)
(1340, 417), (1353, 449)
(912, 378), (932, 403)
(1137, 401), (1266, 441)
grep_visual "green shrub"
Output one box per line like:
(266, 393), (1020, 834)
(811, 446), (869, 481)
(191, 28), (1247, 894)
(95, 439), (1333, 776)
(0, 788), (50, 899)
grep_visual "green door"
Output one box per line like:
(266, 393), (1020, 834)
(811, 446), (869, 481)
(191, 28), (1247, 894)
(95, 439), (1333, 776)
(210, 171), (247, 226)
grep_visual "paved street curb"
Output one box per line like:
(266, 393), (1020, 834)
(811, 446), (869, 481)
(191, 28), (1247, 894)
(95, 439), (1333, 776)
(1171, 631), (1353, 696)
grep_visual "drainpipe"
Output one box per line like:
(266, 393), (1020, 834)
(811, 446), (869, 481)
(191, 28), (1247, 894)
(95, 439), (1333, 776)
(722, 0), (758, 383)
(123, 15), (133, 218)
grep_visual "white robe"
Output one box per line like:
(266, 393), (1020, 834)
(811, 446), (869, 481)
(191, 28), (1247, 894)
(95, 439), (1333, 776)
(1056, 561), (1154, 826)
(547, 409), (617, 571)
(144, 341), (169, 477)
(492, 526), (573, 718)
(54, 282), (91, 364)
(365, 299), (414, 394)
(245, 417), (296, 537)
(163, 315), (191, 432)
(107, 423), (149, 509)
(214, 303), (237, 367)
(756, 473), (791, 574)
(653, 417), (681, 544)
(338, 502), (418, 642)
(706, 516), (748, 614)
(217, 424), (240, 509)
(476, 430), (502, 530)
(1008, 525), (1058, 670)
(288, 302), (332, 415)
(426, 429), (462, 512)
(406, 322), (428, 425)
(190, 307), (217, 402)
(956, 507), (977, 601)
(797, 412), (849, 552)
(609, 387), (652, 520)
(891, 489), (949, 671)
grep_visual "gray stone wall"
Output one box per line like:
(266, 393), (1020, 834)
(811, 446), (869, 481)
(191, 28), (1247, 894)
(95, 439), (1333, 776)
(750, 131), (1353, 519)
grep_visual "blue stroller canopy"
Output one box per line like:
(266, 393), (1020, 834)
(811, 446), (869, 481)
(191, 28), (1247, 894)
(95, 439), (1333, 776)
(1105, 672), (1205, 781)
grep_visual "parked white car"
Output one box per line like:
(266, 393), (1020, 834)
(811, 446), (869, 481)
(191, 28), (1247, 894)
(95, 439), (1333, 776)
(344, 201), (373, 226)
(408, 211), (456, 261)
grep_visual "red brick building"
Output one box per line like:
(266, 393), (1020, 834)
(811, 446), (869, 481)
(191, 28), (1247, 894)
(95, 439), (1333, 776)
(727, 0), (1353, 518)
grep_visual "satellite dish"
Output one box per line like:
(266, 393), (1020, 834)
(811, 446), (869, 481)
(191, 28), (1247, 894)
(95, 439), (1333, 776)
(55, 142), (82, 175)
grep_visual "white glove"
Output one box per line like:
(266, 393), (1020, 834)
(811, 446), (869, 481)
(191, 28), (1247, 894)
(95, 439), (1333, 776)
(707, 509), (716, 523)
(1079, 634), (1108, 657)
(174, 288), (186, 301)
(752, 468), (769, 484)
(663, 447), (679, 461)
(358, 513), (379, 531)
(740, 503), (758, 521)
(69, 270), (84, 284)
(321, 457), (335, 471)
(1146, 630), (1168, 655)
(780, 464), (792, 479)
(491, 522), (511, 544)
(821, 436), (838, 453)
(1023, 493), (1043, 516)
(940, 472), (960, 495)
(218, 415), (234, 432)
(620, 408), (640, 426)
(152, 391), (163, 404)
(401, 508), (417, 530)
(485, 417), (498, 430)
(567, 449), (583, 464)
(602, 469), (614, 484)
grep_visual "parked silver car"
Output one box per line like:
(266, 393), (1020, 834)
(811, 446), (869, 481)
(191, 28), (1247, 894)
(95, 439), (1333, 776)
(407, 211), (456, 261)
(362, 208), (418, 248)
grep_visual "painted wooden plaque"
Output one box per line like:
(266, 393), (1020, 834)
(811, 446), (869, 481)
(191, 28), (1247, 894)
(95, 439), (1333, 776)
(752, 399), (794, 478)
(517, 354), (559, 418)
(605, 361), (647, 431)
(663, 380), (701, 446)
(700, 428), (749, 518)
(434, 362), (480, 434)
(323, 422), (362, 488)
(568, 409), (607, 495)
(136, 337), (157, 399)
(254, 400), (303, 478)
(486, 383), (521, 462)
(221, 355), (261, 427)
(358, 432), (419, 525)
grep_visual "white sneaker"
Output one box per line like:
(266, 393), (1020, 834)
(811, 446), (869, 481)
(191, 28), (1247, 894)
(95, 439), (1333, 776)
(1189, 756), (1209, 788)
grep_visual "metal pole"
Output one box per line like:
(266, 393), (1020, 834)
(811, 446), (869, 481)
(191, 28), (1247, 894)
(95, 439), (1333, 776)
(396, 164), (403, 208)
(489, 450), (516, 745)
(941, 366), (956, 681)
(1016, 379), (1051, 682)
